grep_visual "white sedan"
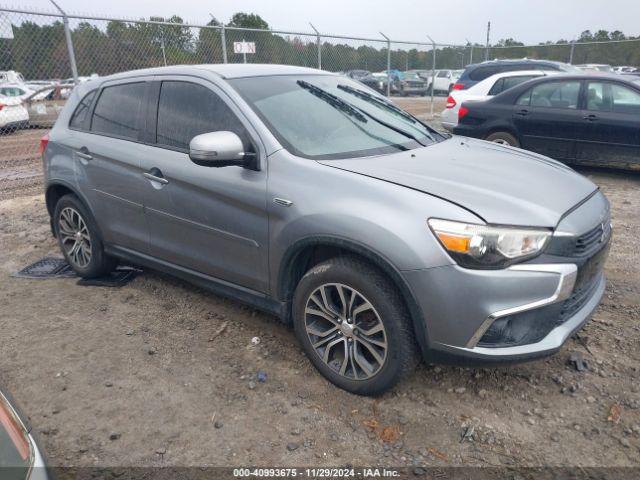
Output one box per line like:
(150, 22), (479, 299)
(440, 70), (556, 131)
(0, 94), (29, 132)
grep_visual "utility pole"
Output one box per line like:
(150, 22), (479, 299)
(49, 0), (79, 83)
(485, 21), (491, 61)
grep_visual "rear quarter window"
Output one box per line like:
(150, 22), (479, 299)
(69, 90), (97, 130)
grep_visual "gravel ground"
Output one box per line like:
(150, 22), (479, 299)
(0, 166), (638, 472)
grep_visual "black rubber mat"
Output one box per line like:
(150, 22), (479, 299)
(12, 257), (76, 279)
(76, 268), (139, 287)
(14, 257), (140, 287)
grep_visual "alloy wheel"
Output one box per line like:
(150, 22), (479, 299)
(304, 283), (388, 380)
(58, 207), (92, 268)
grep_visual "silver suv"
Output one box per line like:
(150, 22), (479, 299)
(42, 65), (611, 395)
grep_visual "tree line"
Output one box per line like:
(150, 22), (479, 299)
(0, 11), (638, 81)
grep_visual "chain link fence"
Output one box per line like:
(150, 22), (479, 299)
(1, 6), (639, 200)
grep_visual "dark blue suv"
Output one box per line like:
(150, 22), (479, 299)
(454, 59), (581, 91)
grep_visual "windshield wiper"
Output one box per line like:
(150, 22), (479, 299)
(298, 80), (428, 147)
(337, 84), (416, 122)
(297, 80), (367, 123)
(337, 84), (437, 142)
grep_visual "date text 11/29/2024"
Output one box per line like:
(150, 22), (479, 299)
(233, 468), (402, 477)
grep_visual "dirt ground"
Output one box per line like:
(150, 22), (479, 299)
(0, 164), (639, 473)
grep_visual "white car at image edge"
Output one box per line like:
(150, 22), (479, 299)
(0, 95), (29, 131)
(440, 70), (558, 131)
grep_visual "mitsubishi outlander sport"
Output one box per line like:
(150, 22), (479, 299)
(41, 64), (611, 395)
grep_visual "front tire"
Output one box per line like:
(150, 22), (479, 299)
(292, 256), (419, 396)
(53, 194), (117, 278)
(485, 131), (520, 147)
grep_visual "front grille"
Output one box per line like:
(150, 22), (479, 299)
(574, 222), (609, 256)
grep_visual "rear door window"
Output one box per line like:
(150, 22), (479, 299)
(529, 81), (581, 109)
(91, 83), (145, 140)
(155, 81), (250, 151)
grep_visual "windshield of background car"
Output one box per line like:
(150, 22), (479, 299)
(230, 75), (441, 160)
(403, 72), (422, 81)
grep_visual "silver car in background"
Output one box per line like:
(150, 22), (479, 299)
(0, 388), (49, 480)
(41, 65), (610, 395)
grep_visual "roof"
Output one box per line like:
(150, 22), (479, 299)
(98, 64), (331, 82)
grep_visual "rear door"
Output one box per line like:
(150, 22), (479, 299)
(73, 79), (151, 253)
(139, 77), (269, 293)
(512, 79), (583, 161)
(576, 80), (640, 166)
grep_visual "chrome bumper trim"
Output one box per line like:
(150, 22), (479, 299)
(465, 263), (578, 348)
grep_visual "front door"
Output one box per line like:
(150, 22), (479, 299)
(139, 78), (269, 293)
(512, 79), (583, 161)
(576, 80), (640, 166)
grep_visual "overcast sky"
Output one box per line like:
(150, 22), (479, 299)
(25, 0), (640, 45)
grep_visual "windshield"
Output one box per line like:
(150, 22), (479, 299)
(230, 75), (441, 160)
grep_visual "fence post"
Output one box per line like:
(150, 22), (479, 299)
(221, 25), (228, 63)
(380, 32), (391, 97)
(427, 35), (436, 118)
(49, 0), (79, 83)
(569, 39), (575, 64)
(309, 23), (321, 69)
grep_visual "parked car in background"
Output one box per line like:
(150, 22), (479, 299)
(397, 71), (428, 96)
(0, 70), (26, 84)
(24, 80), (58, 90)
(575, 64), (614, 73)
(43, 64), (610, 395)
(0, 84), (34, 102)
(454, 74), (640, 168)
(406, 69), (433, 82)
(428, 69), (461, 95)
(441, 70), (554, 131)
(613, 66), (638, 74)
(369, 72), (392, 94)
(0, 386), (49, 479)
(25, 84), (74, 128)
(0, 95), (29, 132)
(344, 70), (373, 81)
(453, 59), (580, 91)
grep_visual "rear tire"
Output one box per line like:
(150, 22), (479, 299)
(292, 256), (419, 396)
(485, 131), (520, 147)
(53, 194), (117, 278)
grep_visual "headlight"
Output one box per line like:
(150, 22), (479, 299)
(428, 219), (551, 269)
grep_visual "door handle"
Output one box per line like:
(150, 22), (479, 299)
(75, 147), (92, 160)
(583, 114), (598, 121)
(143, 168), (169, 185)
(515, 109), (529, 116)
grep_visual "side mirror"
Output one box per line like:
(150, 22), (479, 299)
(189, 131), (251, 168)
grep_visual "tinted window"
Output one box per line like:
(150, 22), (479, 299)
(469, 66), (499, 81)
(490, 75), (539, 96)
(156, 81), (250, 151)
(587, 82), (640, 114)
(91, 83), (145, 140)
(488, 78), (504, 96)
(69, 90), (96, 129)
(529, 81), (580, 109)
(437, 71), (450, 78)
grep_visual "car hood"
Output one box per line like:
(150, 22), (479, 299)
(318, 137), (598, 227)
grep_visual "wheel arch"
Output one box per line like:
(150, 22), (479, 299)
(277, 236), (430, 357)
(484, 125), (521, 144)
(45, 181), (95, 237)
